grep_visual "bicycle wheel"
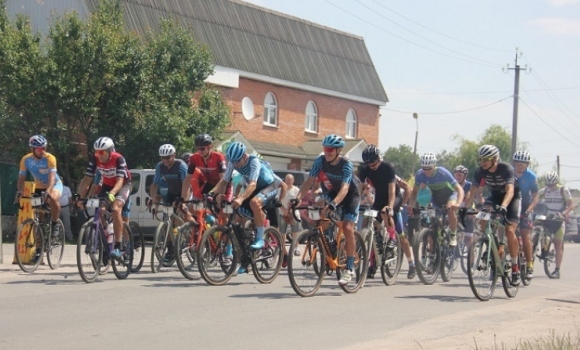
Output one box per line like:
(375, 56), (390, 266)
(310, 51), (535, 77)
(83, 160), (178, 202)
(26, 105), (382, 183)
(252, 227), (284, 283)
(76, 222), (102, 283)
(111, 222), (134, 279)
(15, 219), (44, 273)
(544, 236), (558, 278)
(531, 226), (543, 265)
(380, 233), (403, 286)
(502, 253), (519, 298)
(288, 229), (325, 297)
(197, 225), (237, 286)
(413, 228), (440, 285)
(129, 221), (145, 273)
(459, 239), (470, 275)
(151, 221), (172, 273)
(336, 231), (368, 293)
(46, 219), (65, 270)
(467, 237), (497, 301)
(440, 237), (455, 282)
(175, 223), (201, 280)
(520, 251), (531, 287)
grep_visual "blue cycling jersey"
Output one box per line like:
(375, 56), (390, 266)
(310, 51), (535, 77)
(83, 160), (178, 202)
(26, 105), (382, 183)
(462, 180), (472, 194)
(309, 155), (358, 196)
(516, 168), (538, 210)
(153, 159), (188, 198)
(223, 155), (274, 190)
(414, 167), (457, 195)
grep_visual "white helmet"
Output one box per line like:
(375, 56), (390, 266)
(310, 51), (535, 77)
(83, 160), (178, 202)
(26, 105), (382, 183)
(477, 144), (500, 159)
(420, 153), (437, 167)
(158, 144), (176, 157)
(94, 137), (114, 151)
(545, 171), (559, 185)
(513, 150), (531, 163)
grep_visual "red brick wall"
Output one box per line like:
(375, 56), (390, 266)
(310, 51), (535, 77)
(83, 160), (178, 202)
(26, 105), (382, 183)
(217, 78), (379, 146)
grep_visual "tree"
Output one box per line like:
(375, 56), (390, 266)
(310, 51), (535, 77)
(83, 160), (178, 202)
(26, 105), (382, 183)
(383, 145), (418, 180)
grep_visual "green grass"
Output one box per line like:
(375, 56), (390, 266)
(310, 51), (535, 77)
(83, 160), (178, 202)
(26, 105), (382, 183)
(474, 328), (580, 350)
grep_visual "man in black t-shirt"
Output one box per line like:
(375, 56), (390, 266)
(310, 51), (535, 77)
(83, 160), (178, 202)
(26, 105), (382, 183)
(465, 144), (522, 286)
(359, 145), (417, 279)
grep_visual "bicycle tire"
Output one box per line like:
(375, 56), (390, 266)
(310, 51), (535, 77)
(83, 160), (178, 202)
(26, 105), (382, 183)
(129, 221), (145, 273)
(151, 221), (171, 273)
(76, 222), (102, 283)
(15, 219), (44, 273)
(380, 232), (403, 286)
(336, 231), (368, 294)
(360, 228), (374, 281)
(502, 252), (519, 298)
(175, 223), (201, 280)
(288, 229), (325, 297)
(440, 236), (454, 282)
(467, 237), (497, 301)
(252, 227), (284, 283)
(197, 225), (237, 286)
(531, 226), (542, 265)
(413, 228), (440, 285)
(46, 219), (65, 270)
(459, 241), (469, 275)
(111, 222), (134, 279)
(544, 236), (558, 278)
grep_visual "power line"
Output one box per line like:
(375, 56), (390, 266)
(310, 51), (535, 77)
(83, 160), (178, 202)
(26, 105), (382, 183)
(522, 90), (580, 133)
(389, 87), (580, 96)
(560, 164), (580, 169)
(382, 96), (512, 115)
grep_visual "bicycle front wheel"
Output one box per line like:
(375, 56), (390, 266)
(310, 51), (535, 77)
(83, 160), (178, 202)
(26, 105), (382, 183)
(151, 221), (172, 273)
(502, 252), (519, 298)
(15, 219), (44, 273)
(252, 227), (284, 284)
(46, 219), (65, 270)
(380, 233), (403, 286)
(467, 237), (497, 301)
(111, 222), (134, 280)
(76, 222), (102, 283)
(414, 228), (440, 285)
(288, 229), (325, 297)
(197, 226), (237, 286)
(337, 231), (368, 294)
(129, 221), (145, 273)
(175, 223), (201, 280)
(544, 235), (558, 278)
(440, 237), (455, 282)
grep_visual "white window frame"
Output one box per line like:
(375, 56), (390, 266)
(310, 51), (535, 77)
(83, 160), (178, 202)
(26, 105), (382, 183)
(305, 101), (318, 133)
(263, 92), (278, 126)
(346, 108), (357, 138)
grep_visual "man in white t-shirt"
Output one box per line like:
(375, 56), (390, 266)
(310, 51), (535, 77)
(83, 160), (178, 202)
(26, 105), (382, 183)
(280, 174), (301, 256)
(58, 184), (74, 242)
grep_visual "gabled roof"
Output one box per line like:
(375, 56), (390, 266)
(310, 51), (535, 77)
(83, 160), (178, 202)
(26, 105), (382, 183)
(300, 138), (366, 157)
(85, 0), (387, 103)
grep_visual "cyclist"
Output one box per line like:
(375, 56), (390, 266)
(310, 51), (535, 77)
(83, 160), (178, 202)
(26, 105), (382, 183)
(76, 137), (132, 259)
(513, 150), (539, 279)
(537, 171), (573, 279)
(292, 134), (360, 286)
(453, 165), (475, 251)
(358, 144), (416, 279)
(464, 145), (521, 286)
(209, 142), (285, 273)
(407, 153), (464, 247)
(16, 135), (64, 243)
(148, 144), (189, 262)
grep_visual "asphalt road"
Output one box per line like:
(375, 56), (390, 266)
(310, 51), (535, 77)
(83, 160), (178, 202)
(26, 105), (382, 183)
(1, 242), (579, 350)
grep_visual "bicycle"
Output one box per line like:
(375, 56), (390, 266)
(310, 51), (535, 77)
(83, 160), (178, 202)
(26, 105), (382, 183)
(14, 193), (65, 273)
(197, 199), (284, 286)
(515, 224), (532, 287)
(129, 221), (145, 273)
(530, 204), (564, 279)
(412, 205), (457, 285)
(460, 206), (519, 301)
(150, 202), (185, 273)
(359, 206), (402, 286)
(286, 203), (368, 297)
(76, 197), (134, 283)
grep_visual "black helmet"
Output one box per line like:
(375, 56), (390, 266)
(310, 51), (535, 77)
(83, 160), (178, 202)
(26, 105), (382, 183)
(180, 152), (192, 163)
(195, 134), (213, 147)
(362, 144), (381, 164)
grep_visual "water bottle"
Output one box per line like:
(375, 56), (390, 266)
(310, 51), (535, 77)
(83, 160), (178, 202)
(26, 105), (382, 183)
(106, 222), (114, 250)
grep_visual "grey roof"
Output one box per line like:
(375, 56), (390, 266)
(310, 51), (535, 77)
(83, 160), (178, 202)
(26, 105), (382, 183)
(300, 138), (365, 157)
(86, 0), (388, 103)
(250, 140), (306, 157)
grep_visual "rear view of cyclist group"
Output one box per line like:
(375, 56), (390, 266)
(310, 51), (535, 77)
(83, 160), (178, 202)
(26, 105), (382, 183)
(14, 132), (572, 299)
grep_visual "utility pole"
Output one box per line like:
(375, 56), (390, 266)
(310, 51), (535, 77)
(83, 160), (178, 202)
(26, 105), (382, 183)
(557, 155), (561, 178)
(504, 49), (529, 158)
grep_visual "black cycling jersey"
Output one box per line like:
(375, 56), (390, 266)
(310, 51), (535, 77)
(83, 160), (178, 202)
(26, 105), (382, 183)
(473, 161), (520, 199)
(358, 161), (399, 204)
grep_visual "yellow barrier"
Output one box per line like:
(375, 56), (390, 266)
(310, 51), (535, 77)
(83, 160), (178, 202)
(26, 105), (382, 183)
(13, 182), (36, 264)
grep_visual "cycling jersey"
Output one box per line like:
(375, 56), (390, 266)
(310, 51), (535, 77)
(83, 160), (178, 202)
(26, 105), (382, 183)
(190, 167), (207, 199)
(310, 155), (358, 196)
(538, 185), (571, 213)
(85, 152), (131, 187)
(153, 159), (187, 199)
(19, 152), (61, 189)
(516, 168), (538, 211)
(359, 161), (401, 212)
(461, 180), (472, 195)
(472, 162), (520, 198)
(223, 154), (275, 190)
(414, 166), (457, 207)
(188, 151), (226, 186)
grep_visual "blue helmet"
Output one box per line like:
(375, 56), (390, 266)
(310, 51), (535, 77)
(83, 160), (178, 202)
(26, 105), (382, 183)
(29, 135), (47, 148)
(226, 142), (246, 162)
(322, 134), (345, 148)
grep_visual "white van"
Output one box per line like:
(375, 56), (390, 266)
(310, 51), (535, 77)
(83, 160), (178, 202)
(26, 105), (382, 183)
(129, 169), (158, 237)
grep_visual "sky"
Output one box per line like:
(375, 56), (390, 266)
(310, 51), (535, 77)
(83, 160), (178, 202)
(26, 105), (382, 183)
(244, 0), (580, 185)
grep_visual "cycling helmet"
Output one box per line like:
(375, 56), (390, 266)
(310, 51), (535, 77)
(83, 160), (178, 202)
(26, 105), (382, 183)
(477, 144), (500, 159)
(545, 171), (559, 185)
(180, 152), (193, 162)
(225, 142), (246, 162)
(420, 153), (437, 167)
(513, 150), (531, 163)
(195, 134), (213, 147)
(362, 144), (381, 164)
(29, 135), (47, 148)
(158, 144), (176, 157)
(93, 137), (115, 151)
(453, 165), (468, 175)
(322, 134), (345, 148)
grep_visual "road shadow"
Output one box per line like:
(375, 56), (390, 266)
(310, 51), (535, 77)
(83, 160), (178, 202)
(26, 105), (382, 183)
(5, 273), (88, 285)
(396, 294), (475, 302)
(546, 298), (580, 305)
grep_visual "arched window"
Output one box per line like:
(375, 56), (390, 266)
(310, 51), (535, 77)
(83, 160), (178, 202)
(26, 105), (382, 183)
(346, 108), (357, 138)
(305, 101), (318, 133)
(263, 92), (278, 126)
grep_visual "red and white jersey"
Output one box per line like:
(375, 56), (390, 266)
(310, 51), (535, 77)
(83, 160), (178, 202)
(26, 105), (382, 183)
(188, 151), (226, 186)
(86, 151), (131, 187)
